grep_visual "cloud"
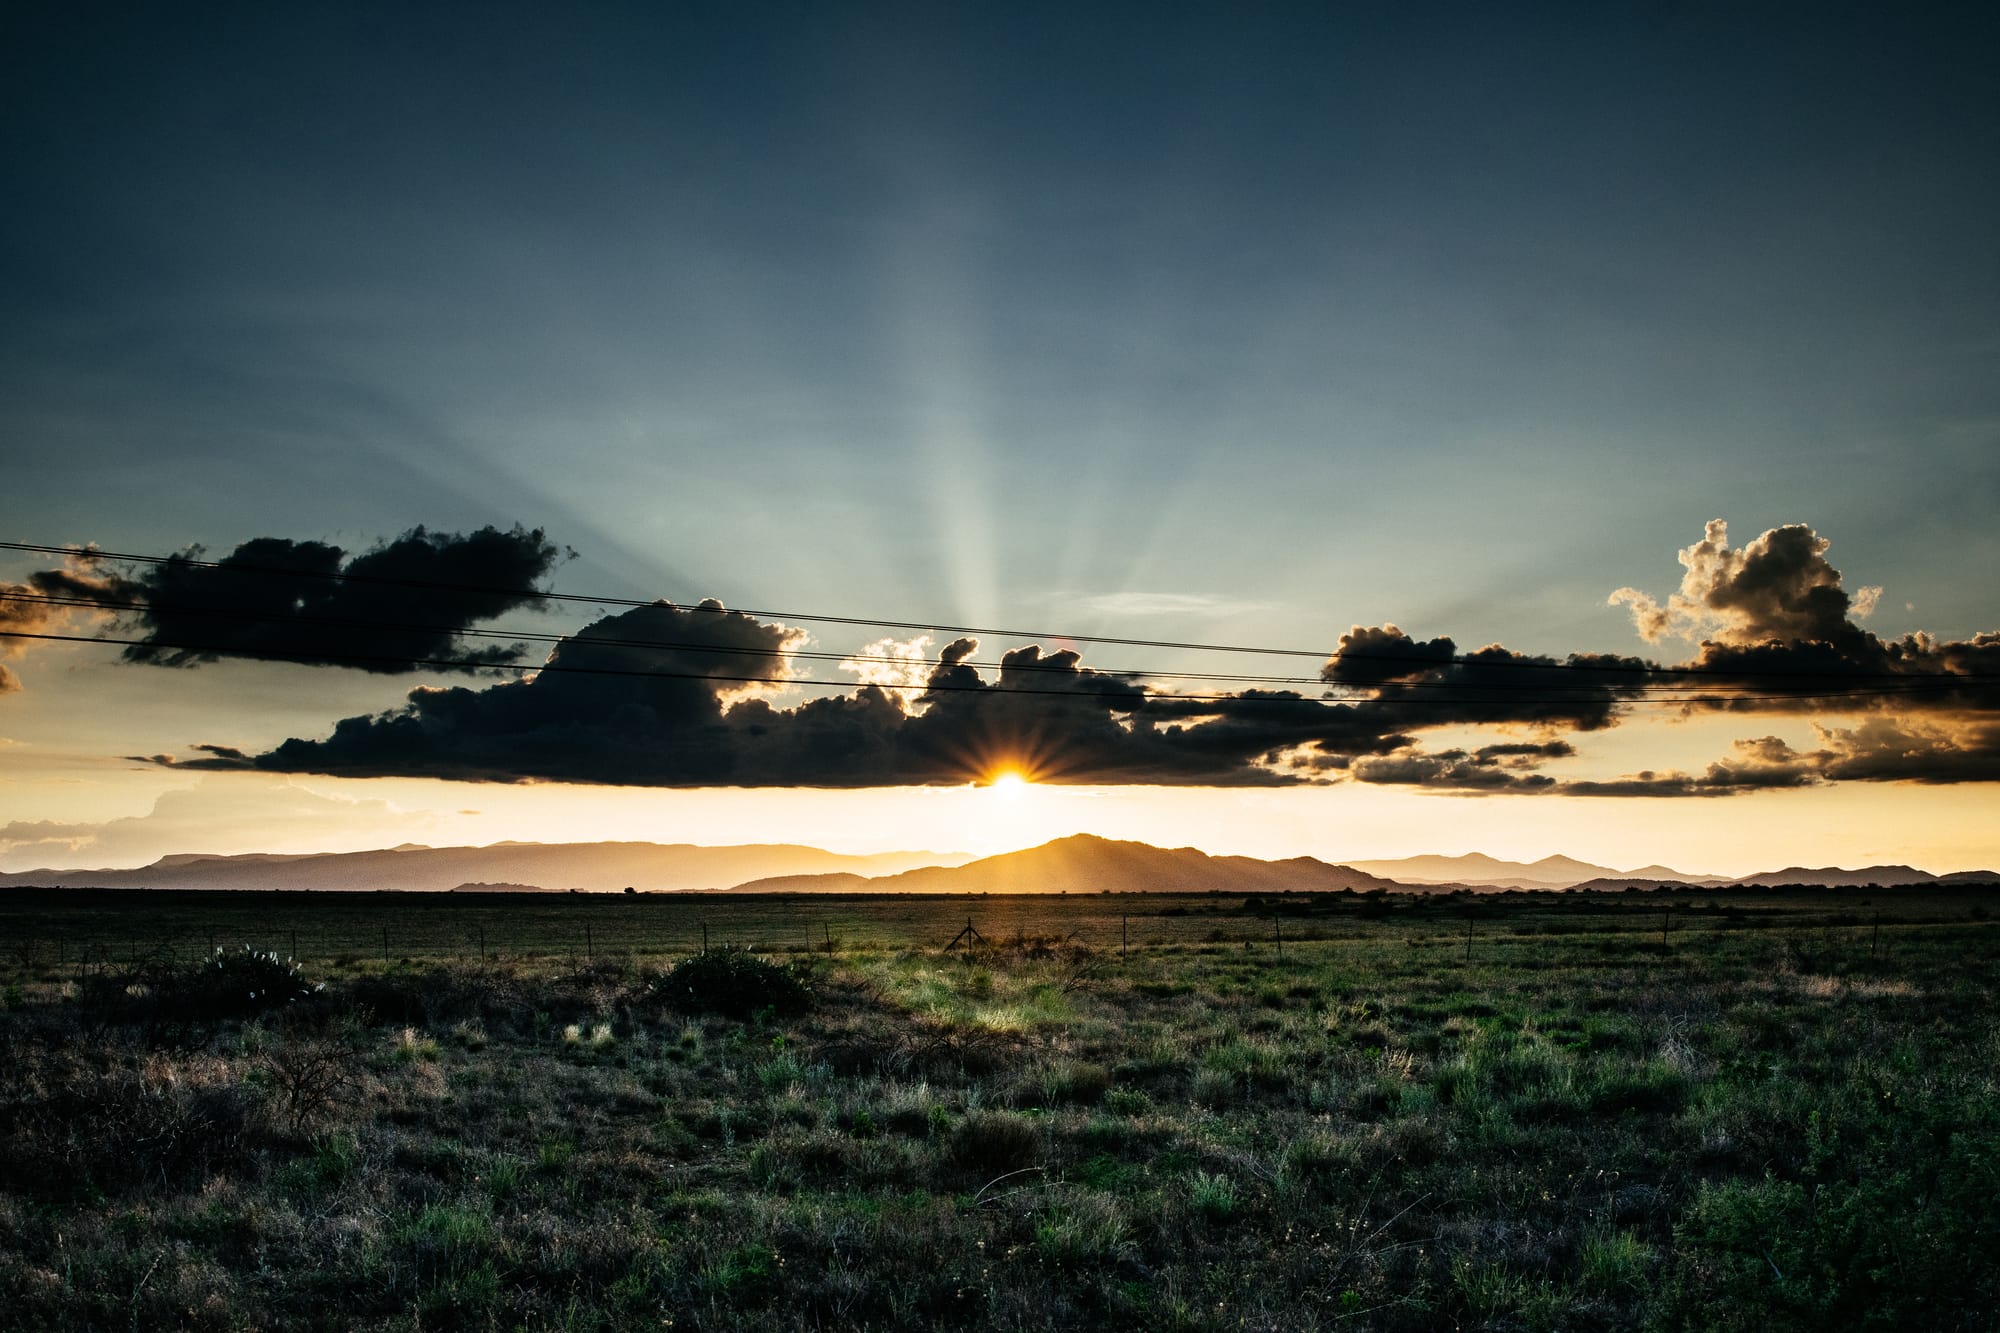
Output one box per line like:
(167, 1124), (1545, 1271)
(6, 526), (566, 679)
(0, 778), (423, 871)
(0, 550), (127, 694)
(91, 517), (2000, 792)
(1349, 749), (1561, 792)
(0, 818), (102, 856)
(1609, 519), (1881, 646)
(1554, 721), (2000, 795)
(837, 634), (937, 703)
(1070, 592), (1268, 616)
(1607, 521), (1999, 735)
(155, 598), (1603, 787)
(1322, 625), (1651, 731)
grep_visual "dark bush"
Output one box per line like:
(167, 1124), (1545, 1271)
(0, 1050), (258, 1200)
(651, 947), (809, 1018)
(167, 946), (322, 1021)
(946, 1110), (1042, 1179)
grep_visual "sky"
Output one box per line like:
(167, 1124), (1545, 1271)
(2, 2), (1997, 876)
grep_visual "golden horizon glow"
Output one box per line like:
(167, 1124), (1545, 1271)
(988, 771), (1030, 797)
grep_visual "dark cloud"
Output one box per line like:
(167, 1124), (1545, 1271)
(1349, 750), (1560, 792)
(1322, 625), (1456, 686)
(1611, 520), (1999, 715)
(1474, 740), (1576, 764)
(1597, 522), (2000, 789)
(1324, 627), (1652, 732)
(160, 605), (1534, 787)
(1798, 718), (2000, 785)
(1561, 735), (1827, 797)
(14, 526), (566, 677)
(1610, 519), (1877, 647)
(111, 518), (2000, 791)
(0, 552), (126, 694)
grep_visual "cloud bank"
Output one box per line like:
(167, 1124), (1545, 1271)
(67, 519), (2000, 793)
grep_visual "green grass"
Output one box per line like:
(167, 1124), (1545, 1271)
(0, 885), (1995, 1329)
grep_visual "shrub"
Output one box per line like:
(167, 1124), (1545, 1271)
(946, 1110), (1042, 1179)
(264, 1025), (365, 1130)
(651, 947), (809, 1018)
(169, 946), (322, 1021)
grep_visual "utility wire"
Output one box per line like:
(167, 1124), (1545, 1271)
(1, 628), (1986, 708)
(5, 588), (1955, 697)
(4, 539), (1992, 685)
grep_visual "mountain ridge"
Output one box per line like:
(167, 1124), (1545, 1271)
(2, 836), (1991, 894)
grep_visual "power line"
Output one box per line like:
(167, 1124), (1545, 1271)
(1, 539), (1335, 659)
(7, 587), (1951, 697)
(1, 628), (1984, 708)
(4, 539), (1991, 686)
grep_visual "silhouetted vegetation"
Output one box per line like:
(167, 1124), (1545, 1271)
(651, 945), (810, 1017)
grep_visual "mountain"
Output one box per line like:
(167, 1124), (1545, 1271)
(730, 834), (1417, 895)
(1727, 865), (1943, 889)
(1344, 852), (1721, 889)
(0, 842), (975, 893)
(5, 836), (1990, 895)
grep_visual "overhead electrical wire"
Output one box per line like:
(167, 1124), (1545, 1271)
(8, 537), (1991, 686)
(0, 623), (1986, 711)
(1, 541), (1991, 706)
(5, 587), (1964, 698)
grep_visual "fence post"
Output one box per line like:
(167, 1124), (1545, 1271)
(478, 924), (486, 963)
(291, 928), (299, 961)
(1464, 916), (1473, 965)
(586, 923), (593, 963)
(1872, 912), (1880, 959)
(382, 925), (389, 964)
(1121, 915), (1128, 958)
(701, 922), (708, 953)
(1274, 916), (1283, 962)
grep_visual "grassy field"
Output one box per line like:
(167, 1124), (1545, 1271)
(1, 885), (1995, 1330)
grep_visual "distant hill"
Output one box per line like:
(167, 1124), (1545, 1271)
(1728, 865), (1957, 889)
(729, 834), (1419, 895)
(0, 842), (974, 893)
(1344, 851), (1725, 889)
(5, 835), (1991, 895)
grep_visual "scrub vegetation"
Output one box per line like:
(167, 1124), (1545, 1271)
(0, 885), (1995, 1330)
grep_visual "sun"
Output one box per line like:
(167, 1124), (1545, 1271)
(988, 771), (1031, 797)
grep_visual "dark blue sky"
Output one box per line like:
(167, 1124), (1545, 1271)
(5, 1), (1998, 646)
(4, 3), (2000, 872)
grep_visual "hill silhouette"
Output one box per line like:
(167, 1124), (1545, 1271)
(0, 842), (973, 893)
(730, 834), (1415, 895)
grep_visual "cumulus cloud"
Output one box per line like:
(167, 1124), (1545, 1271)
(1604, 519), (1999, 783)
(3, 526), (566, 682)
(1609, 519), (1881, 646)
(837, 634), (937, 704)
